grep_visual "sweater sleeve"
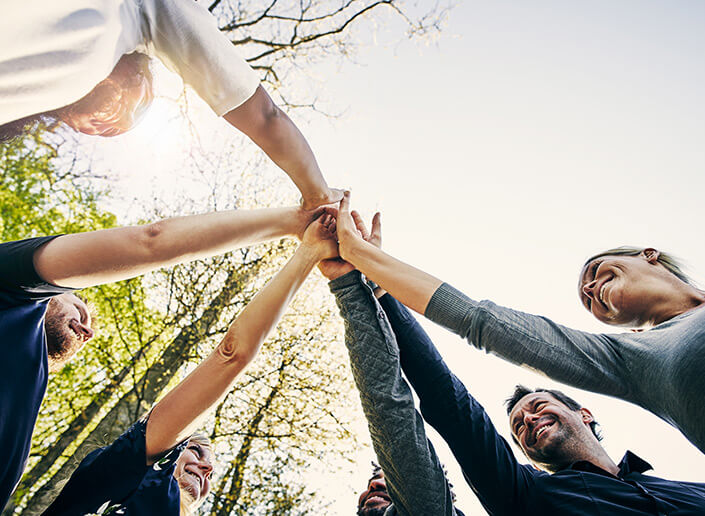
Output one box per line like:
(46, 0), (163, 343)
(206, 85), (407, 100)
(424, 283), (633, 401)
(330, 271), (456, 516)
(380, 294), (537, 515)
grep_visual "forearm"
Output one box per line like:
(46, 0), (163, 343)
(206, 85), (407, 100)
(224, 86), (330, 203)
(33, 206), (306, 288)
(331, 272), (455, 515)
(144, 245), (319, 460)
(342, 239), (443, 315)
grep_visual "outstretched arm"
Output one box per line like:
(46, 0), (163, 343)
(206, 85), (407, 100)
(141, 214), (338, 461)
(336, 192), (630, 402)
(379, 294), (537, 514)
(32, 205), (327, 289)
(224, 86), (342, 210)
(328, 271), (456, 516)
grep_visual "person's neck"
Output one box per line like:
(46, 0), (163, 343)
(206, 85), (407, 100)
(546, 442), (619, 476)
(584, 447), (620, 476)
(649, 285), (705, 326)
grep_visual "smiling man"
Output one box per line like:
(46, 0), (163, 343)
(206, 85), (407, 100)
(379, 288), (705, 515)
(0, 204), (328, 511)
(1, 1), (341, 210)
(356, 467), (391, 516)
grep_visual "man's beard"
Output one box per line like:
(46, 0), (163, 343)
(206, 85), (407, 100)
(357, 507), (388, 516)
(527, 425), (581, 472)
(44, 312), (82, 367)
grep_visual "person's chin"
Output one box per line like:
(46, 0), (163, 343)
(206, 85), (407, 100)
(45, 326), (81, 366)
(359, 507), (389, 516)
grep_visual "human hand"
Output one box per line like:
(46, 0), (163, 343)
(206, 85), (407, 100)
(292, 204), (338, 240)
(318, 209), (381, 280)
(351, 210), (381, 249)
(300, 213), (340, 261)
(336, 191), (367, 262)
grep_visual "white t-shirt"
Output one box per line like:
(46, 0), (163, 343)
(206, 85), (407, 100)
(0, 0), (260, 125)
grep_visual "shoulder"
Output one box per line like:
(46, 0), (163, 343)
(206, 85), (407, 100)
(0, 236), (75, 302)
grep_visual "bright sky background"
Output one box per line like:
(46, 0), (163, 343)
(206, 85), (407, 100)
(78, 1), (705, 513)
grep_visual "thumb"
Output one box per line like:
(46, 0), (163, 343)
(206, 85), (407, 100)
(339, 190), (351, 215)
(371, 212), (382, 241)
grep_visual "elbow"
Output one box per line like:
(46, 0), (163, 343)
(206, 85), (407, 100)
(137, 220), (168, 261)
(215, 327), (260, 369)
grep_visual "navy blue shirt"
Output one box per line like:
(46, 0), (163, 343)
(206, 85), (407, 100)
(0, 236), (74, 511)
(378, 294), (705, 516)
(43, 418), (186, 516)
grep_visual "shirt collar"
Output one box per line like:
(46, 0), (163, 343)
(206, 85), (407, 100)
(567, 451), (653, 478)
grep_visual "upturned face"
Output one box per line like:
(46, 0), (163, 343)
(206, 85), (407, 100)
(578, 250), (670, 327)
(57, 53), (153, 137)
(45, 293), (94, 371)
(357, 472), (392, 515)
(174, 440), (214, 503)
(509, 393), (595, 471)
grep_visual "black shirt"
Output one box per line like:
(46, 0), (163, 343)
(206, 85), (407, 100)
(379, 294), (705, 516)
(0, 236), (73, 511)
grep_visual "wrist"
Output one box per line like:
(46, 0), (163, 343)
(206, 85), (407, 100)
(296, 243), (325, 265)
(286, 206), (307, 237)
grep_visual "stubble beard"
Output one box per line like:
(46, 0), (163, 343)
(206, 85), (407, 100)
(528, 425), (580, 472)
(358, 507), (388, 516)
(44, 312), (82, 368)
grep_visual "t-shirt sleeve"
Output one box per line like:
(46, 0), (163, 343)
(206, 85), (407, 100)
(0, 236), (75, 302)
(138, 0), (260, 116)
(43, 418), (188, 516)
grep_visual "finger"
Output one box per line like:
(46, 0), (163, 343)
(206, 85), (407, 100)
(322, 205), (339, 217)
(351, 210), (369, 240)
(371, 212), (382, 240)
(339, 190), (351, 216)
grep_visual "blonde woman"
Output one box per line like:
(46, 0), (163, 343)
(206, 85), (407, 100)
(42, 214), (339, 515)
(335, 191), (705, 455)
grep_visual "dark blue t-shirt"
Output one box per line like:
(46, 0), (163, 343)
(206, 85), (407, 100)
(43, 419), (186, 516)
(0, 236), (74, 510)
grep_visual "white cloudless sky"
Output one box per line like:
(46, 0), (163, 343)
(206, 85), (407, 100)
(83, 1), (705, 513)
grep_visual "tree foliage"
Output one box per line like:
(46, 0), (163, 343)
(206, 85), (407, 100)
(2, 0), (447, 513)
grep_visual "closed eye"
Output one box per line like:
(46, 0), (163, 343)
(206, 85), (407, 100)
(513, 420), (524, 435)
(189, 444), (202, 459)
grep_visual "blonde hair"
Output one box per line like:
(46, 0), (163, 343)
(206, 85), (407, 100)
(583, 246), (693, 285)
(179, 433), (213, 516)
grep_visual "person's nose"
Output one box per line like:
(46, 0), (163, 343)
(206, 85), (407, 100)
(80, 324), (95, 342)
(523, 411), (540, 427)
(369, 478), (385, 491)
(582, 279), (597, 300)
(198, 459), (213, 478)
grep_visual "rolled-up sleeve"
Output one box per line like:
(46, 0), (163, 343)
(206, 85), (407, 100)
(139, 0), (260, 116)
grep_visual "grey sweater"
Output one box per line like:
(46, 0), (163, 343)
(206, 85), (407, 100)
(330, 271), (457, 516)
(425, 282), (705, 454)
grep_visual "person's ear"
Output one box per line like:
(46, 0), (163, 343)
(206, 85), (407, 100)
(641, 248), (660, 264)
(579, 408), (594, 425)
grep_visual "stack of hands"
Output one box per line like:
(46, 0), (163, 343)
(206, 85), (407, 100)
(296, 191), (382, 282)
